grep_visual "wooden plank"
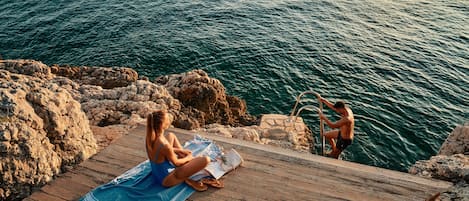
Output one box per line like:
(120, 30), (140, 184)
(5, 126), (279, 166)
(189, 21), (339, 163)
(49, 176), (93, 199)
(113, 134), (144, 149)
(78, 159), (128, 177)
(96, 143), (147, 163)
(27, 191), (66, 201)
(216, 166), (366, 201)
(169, 128), (445, 201)
(191, 164), (403, 201)
(39, 184), (78, 201)
(24, 126), (451, 201)
(70, 166), (115, 185)
(108, 143), (147, 158)
(91, 153), (141, 170)
(244, 152), (422, 198)
(241, 154), (429, 200)
(171, 128), (451, 187)
(64, 172), (100, 189)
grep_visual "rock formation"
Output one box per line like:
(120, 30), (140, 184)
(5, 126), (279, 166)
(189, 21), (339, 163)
(0, 59), (53, 79)
(439, 124), (469, 156)
(50, 64), (138, 89)
(409, 123), (469, 200)
(0, 60), (97, 200)
(155, 69), (257, 129)
(409, 154), (468, 183)
(76, 80), (181, 127)
(41, 70), (181, 130)
(197, 114), (313, 153)
(0, 59), (302, 200)
(2, 60), (259, 132)
(50, 66), (257, 130)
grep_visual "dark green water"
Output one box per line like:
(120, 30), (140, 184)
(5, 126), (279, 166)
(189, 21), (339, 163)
(1, 0), (467, 172)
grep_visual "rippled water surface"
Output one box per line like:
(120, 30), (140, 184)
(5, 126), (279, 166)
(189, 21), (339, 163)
(1, 0), (468, 171)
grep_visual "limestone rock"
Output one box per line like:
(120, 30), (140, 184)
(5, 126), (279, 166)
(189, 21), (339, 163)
(0, 59), (53, 79)
(173, 107), (203, 130)
(199, 124), (261, 143)
(197, 116), (313, 153)
(409, 123), (469, 200)
(409, 154), (469, 183)
(155, 69), (257, 128)
(439, 124), (469, 155)
(0, 70), (97, 200)
(440, 182), (469, 201)
(202, 124), (234, 138)
(264, 128), (289, 140)
(78, 80), (181, 127)
(231, 127), (261, 143)
(259, 114), (313, 152)
(50, 65), (138, 89)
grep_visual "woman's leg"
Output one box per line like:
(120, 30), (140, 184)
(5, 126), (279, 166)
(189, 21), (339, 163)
(162, 156), (210, 187)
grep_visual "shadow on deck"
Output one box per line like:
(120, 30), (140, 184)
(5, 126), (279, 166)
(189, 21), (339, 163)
(25, 126), (452, 201)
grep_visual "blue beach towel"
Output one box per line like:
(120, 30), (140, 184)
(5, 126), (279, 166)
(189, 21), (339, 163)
(80, 135), (224, 201)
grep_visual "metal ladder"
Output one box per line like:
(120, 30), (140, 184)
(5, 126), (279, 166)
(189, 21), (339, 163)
(288, 91), (326, 156)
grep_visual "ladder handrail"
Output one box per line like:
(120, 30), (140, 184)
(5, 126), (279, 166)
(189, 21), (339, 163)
(293, 105), (320, 120)
(319, 99), (325, 156)
(289, 91), (320, 117)
(289, 90), (326, 156)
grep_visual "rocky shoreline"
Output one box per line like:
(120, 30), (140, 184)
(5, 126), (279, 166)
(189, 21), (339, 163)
(0, 59), (310, 200)
(409, 123), (468, 200)
(0, 59), (466, 200)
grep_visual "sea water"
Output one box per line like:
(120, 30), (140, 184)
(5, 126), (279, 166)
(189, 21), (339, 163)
(1, 0), (467, 172)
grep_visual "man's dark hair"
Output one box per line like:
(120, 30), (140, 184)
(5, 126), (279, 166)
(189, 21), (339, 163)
(333, 101), (346, 109)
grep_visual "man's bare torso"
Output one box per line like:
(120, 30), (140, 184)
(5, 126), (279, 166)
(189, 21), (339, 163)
(340, 107), (354, 140)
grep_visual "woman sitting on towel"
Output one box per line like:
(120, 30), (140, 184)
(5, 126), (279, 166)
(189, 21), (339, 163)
(146, 110), (210, 191)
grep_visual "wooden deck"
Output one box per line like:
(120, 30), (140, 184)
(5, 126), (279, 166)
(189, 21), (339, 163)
(25, 126), (452, 201)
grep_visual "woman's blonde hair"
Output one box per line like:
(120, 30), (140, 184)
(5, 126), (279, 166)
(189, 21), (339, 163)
(147, 110), (166, 136)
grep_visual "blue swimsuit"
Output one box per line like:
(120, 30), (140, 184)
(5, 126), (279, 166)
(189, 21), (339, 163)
(150, 143), (175, 185)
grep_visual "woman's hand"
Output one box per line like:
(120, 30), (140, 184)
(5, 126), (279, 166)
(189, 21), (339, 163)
(183, 149), (192, 156)
(175, 149), (192, 158)
(184, 153), (193, 162)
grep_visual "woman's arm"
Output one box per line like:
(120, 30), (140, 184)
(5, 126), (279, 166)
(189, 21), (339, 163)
(163, 145), (193, 166)
(174, 148), (192, 158)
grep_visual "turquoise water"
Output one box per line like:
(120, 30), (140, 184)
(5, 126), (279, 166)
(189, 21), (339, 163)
(1, 0), (467, 172)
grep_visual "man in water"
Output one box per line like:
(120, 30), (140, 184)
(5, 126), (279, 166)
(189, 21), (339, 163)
(318, 96), (355, 159)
